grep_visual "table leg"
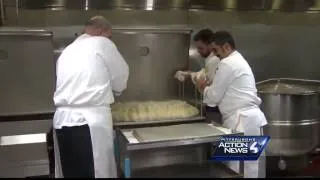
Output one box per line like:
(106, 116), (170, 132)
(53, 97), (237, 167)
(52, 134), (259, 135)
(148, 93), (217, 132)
(240, 160), (244, 176)
(124, 158), (131, 178)
(114, 137), (120, 164)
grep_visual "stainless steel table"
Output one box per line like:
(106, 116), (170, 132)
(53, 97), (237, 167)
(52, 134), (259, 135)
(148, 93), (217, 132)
(114, 123), (244, 178)
(113, 116), (206, 129)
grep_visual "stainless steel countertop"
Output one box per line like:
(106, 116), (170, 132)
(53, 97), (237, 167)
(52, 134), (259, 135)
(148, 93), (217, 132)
(117, 122), (241, 151)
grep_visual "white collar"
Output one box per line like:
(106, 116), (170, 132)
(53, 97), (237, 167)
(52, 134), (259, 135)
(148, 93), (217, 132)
(227, 50), (238, 57)
(205, 52), (215, 62)
(221, 50), (238, 61)
(207, 52), (215, 58)
(75, 33), (92, 41)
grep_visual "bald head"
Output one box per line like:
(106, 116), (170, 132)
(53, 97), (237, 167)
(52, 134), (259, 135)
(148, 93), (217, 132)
(84, 16), (112, 38)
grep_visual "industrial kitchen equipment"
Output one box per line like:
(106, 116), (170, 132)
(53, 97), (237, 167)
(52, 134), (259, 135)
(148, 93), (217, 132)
(115, 122), (243, 178)
(0, 29), (55, 116)
(257, 78), (320, 172)
(0, 28), (54, 177)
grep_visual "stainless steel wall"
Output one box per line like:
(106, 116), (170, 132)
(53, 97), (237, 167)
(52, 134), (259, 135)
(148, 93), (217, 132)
(0, 0), (4, 26)
(0, 29), (55, 116)
(49, 26), (192, 102)
(4, 0), (320, 12)
(110, 28), (192, 102)
(2, 8), (320, 82)
(188, 11), (320, 81)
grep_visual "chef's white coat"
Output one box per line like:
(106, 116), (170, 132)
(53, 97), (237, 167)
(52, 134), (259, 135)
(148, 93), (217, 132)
(202, 52), (220, 107)
(53, 34), (129, 129)
(203, 50), (267, 178)
(53, 33), (129, 178)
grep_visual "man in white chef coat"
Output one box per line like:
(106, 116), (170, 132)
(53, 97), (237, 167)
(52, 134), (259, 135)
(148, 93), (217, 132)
(53, 16), (129, 178)
(174, 28), (221, 122)
(196, 31), (267, 178)
(175, 28), (220, 85)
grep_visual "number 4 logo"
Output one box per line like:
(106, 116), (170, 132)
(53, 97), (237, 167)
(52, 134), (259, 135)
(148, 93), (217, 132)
(250, 142), (259, 153)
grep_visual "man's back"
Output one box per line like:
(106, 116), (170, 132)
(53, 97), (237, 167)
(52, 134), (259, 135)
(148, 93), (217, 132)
(217, 51), (261, 118)
(54, 34), (115, 107)
(53, 16), (129, 178)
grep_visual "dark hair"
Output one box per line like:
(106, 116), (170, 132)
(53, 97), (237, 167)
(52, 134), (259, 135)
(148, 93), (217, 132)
(193, 28), (214, 45)
(212, 31), (236, 49)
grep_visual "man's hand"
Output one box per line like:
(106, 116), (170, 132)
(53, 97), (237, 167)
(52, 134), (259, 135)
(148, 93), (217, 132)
(190, 72), (198, 84)
(174, 71), (191, 82)
(196, 78), (209, 93)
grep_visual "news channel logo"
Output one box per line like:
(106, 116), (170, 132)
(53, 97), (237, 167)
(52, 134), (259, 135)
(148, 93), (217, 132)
(210, 136), (270, 161)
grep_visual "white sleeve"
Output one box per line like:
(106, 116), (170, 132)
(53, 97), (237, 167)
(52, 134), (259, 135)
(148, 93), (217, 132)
(203, 63), (234, 105)
(102, 43), (129, 96)
(206, 56), (220, 82)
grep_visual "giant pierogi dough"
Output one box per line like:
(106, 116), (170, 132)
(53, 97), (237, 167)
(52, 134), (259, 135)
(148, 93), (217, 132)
(111, 100), (199, 122)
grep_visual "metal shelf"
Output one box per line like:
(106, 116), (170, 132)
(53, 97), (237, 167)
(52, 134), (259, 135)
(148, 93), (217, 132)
(129, 162), (242, 178)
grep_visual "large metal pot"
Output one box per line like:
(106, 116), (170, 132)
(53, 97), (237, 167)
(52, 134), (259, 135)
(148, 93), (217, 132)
(257, 78), (320, 156)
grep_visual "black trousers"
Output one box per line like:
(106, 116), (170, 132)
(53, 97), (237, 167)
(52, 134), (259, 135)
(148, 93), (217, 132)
(206, 106), (222, 124)
(46, 127), (55, 176)
(55, 125), (95, 178)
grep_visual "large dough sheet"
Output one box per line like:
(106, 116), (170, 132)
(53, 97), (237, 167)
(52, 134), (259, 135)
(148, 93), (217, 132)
(132, 123), (226, 142)
(111, 100), (199, 122)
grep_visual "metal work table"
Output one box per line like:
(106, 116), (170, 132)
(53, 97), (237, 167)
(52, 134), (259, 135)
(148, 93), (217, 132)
(114, 123), (244, 178)
(113, 116), (206, 129)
